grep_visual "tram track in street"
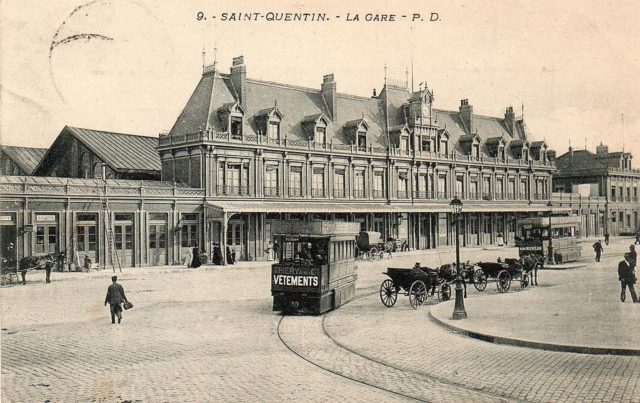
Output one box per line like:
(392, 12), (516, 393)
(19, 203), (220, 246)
(276, 288), (515, 402)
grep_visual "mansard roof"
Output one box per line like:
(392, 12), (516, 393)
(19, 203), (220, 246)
(555, 149), (606, 172)
(168, 66), (545, 159)
(0, 145), (47, 174)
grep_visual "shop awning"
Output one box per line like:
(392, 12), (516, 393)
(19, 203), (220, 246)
(205, 200), (569, 218)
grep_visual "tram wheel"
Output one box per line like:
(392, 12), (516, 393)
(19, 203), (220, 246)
(380, 279), (397, 307)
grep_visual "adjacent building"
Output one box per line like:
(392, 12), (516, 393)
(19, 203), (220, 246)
(553, 144), (640, 236)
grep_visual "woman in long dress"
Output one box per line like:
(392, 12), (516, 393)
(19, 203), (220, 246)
(191, 244), (202, 268)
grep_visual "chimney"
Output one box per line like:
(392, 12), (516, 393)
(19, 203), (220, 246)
(230, 56), (246, 107)
(321, 74), (337, 122)
(459, 99), (473, 134)
(372, 88), (377, 98)
(596, 142), (609, 157)
(504, 106), (516, 135)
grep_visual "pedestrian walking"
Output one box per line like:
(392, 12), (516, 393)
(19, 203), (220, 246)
(629, 245), (637, 269)
(273, 241), (279, 262)
(604, 232), (610, 245)
(496, 232), (504, 247)
(592, 240), (603, 262)
(211, 242), (223, 265)
(618, 253), (638, 303)
(191, 244), (202, 268)
(635, 230), (640, 245)
(104, 276), (129, 324)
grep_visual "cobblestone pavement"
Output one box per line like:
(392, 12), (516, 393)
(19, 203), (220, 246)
(2, 238), (638, 402)
(324, 250), (640, 402)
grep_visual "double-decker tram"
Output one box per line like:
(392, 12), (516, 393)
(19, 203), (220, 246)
(271, 221), (359, 314)
(516, 215), (582, 263)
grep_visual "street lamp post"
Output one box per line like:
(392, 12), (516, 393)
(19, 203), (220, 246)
(547, 200), (555, 265)
(450, 197), (467, 319)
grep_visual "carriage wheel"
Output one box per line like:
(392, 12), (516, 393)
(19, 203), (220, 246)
(497, 270), (512, 293)
(520, 273), (530, 289)
(369, 247), (379, 260)
(380, 279), (398, 307)
(438, 283), (451, 302)
(409, 280), (428, 309)
(473, 268), (487, 291)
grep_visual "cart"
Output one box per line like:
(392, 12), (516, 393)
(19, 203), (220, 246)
(379, 266), (439, 309)
(474, 258), (531, 293)
(356, 231), (393, 261)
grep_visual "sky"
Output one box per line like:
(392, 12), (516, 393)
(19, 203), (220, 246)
(1, 0), (639, 159)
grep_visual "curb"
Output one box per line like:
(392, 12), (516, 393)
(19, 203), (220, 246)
(428, 309), (640, 357)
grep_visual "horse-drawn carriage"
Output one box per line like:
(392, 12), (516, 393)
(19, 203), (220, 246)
(1, 252), (63, 286)
(380, 266), (438, 309)
(355, 231), (393, 261)
(474, 257), (535, 293)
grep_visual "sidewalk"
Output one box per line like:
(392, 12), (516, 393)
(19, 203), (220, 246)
(430, 254), (640, 355)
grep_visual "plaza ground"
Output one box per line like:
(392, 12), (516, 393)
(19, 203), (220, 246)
(1, 237), (639, 402)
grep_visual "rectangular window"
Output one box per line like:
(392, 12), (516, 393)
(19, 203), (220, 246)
(455, 175), (464, 198)
(115, 226), (123, 249)
(149, 225), (157, 249)
(77, 226), (86, 251)
(354, 170), (365, 197)
(230, 116), (243, 139)
(440, 139), (448, 155)
(265, 165), (279, 196)
(470, 180), (479, 199)
(334, 169), (345, 197)
(268, 122), (279, 141)
(226, 164), (241, 195)
(398, 172), (408, 198)
(438, 174), (447, 198)
(509, 179), (517, 200)
(373, 170), (384, 198)
(473, 144), (480, 158)
(496, 177), (504, 199)
(312, 167), (325, 197)
(88, 226), (96, 251)
(421, 136), (431, 152)
(483, 177), (491, 200)
(289, 166), (302, 197)
(357, 131), (367, 149)
(400, 136), (409, 151)
(315, 126), (326, 145)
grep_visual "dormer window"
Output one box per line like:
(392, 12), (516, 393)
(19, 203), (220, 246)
(315, 125), (327, 145)
(218, 101), (245, 140)
(438, 130), (450, 155)
(400, 134), (410, 151)
(499, 146), (506, 161)
(344, 117), (369, 150)
(230, 116), (243, 140)
(357, 130), (367, 149)
(268, 121), (280, 141)
(473, 143), (480, 159)
(522, 147), (529, 161)
(302, 113), (330, 144)
(255, 106), (284, 142)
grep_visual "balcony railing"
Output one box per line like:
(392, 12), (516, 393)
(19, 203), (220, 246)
(372, 190), (385, 199)
(333, 188), (346, 198)
(158, 129), (556, 169)
(397, 190), (409, 199)
(353, 189), (366, 198)
(468, 192), (479, 200)
(264, 187), (280, 197)
(312, 188), (325, 197)
(495, 193), (505, 200)
(437, 191), (449, 199)
(533, 193), (549, 200)
(506, 193), (517, 200)
(289, 188), (303, 197)
(413, 191), (435, 199)
(217, 185), (250, 196)
(481, 193), (492, 201)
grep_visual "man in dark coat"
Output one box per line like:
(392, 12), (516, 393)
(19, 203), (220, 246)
(629, 245), (637, 269)
(191, 244), (202, 268)
(618, 253), (638, 303)
(104, 276), (129, 324)
(592, 240), (603, 262)
(604, 232), (610, 245)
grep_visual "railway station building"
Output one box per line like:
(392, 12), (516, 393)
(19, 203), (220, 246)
(1, 56), (558, 269)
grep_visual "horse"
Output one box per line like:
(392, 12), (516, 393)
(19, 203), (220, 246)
(521, 254), (544, 286)
(18, 252), (63, 284)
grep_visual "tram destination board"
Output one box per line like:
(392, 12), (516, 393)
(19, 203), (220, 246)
(272, 265), (321, 290)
